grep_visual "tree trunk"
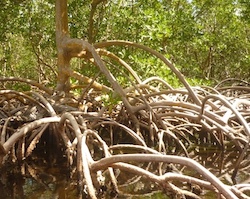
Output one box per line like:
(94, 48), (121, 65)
(55, 0), (71, 93)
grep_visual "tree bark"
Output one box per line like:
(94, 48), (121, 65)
(55, 0), (71, 93)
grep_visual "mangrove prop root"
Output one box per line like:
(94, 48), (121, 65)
(1, 41), (250, 198)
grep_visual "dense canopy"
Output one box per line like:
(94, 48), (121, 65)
(0, 1), (250, 199)
(0, 0), (249, 87)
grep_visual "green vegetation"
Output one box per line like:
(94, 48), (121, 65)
(1, 0), (249, 88)
(0, 1), (250, 199)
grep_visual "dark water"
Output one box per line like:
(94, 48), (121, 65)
(0, 162), (79, 199)
(1, 146), (249, 199)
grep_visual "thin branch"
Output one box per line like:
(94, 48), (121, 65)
(0, 77), (53, 95)
(94, 40), (201, 105)
(91, 154), (238, 199)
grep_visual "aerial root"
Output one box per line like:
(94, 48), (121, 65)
(1, 42), (250, 198)
(0, 86), (250, 198)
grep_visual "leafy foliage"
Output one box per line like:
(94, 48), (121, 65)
(0, 0), (250, 88)
(1, 1), (250, 199)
